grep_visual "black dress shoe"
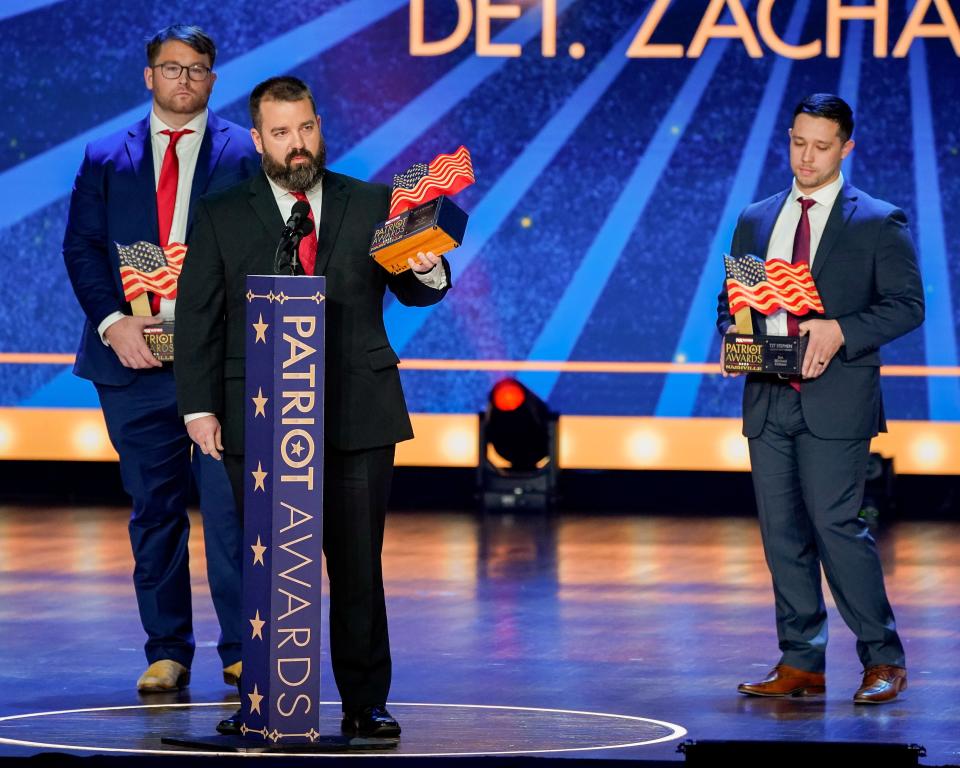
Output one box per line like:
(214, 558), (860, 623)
(216, 707), (243, 735)
(341, 705), (401, 738)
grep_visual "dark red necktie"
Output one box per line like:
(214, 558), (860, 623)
(153, 128), (194, 313)
(290, 191), (318, 275)
(787, 197), (816, 390)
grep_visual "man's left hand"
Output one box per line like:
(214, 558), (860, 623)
(407, 251), (440, 273)
(798, 318), (844, 379)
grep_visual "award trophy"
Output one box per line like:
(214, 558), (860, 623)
(370, 145), (474, 274)
(116, 240), (186, 362)
(722, 253), (823, 375)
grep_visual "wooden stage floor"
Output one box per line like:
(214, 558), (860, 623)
(0, 506), (957, 764)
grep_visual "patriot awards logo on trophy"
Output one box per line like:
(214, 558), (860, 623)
(369, 145), (474, 274)
(723, 253), (824, 375)
(116, 240), (186, 361)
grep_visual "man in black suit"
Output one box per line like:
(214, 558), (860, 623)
(717, 94), (923, 704)
(174, 76), (449, 736)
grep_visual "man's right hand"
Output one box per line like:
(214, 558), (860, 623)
(186, 415), (224, 461)
(720, 325), (741, 378)
(104, 315), (164, 369)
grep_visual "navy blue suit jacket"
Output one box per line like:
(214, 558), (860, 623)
(717, 183), (924, 439)
(63, 111), (261, 386)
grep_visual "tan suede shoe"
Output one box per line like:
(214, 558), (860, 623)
(737, 664), (826, 697)
(223, 661), (242, 686)
(136, 659), (190, 692)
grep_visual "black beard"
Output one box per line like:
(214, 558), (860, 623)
(262, 137), (327, 193)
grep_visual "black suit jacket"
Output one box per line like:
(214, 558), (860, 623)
(174, 170), (450, 452)
(717, 183), (924, 439)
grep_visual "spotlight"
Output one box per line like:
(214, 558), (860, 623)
(477, 378), (558, 511)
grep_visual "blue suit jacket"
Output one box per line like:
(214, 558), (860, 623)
(717, 183), (924, 439)
(63, 111), (261, 386)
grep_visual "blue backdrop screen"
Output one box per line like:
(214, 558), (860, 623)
(1, 0), (958, 429)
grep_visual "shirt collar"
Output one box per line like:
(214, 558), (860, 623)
(150, 109), (208, 137)
(265, 173), (324, 206)
(791, 171), (844, 210)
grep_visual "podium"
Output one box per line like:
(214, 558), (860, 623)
(240, 274), (326, 743)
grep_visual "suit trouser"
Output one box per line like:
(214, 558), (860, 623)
(96, 369), (243, 668)
(226, 443), (395, 712)
(747, 382), (905, 672)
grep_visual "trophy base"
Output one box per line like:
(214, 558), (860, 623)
(370, 195), (468, 275)
(723, 333), (807, 375)
(143, 321), (175, 362)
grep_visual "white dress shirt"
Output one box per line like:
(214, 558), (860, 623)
(763, 172), (844, 336)
(98, 109), (208, 341)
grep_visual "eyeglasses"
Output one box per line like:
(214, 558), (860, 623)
(152, 62), (212, 82)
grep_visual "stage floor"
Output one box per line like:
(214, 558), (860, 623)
(0, 506), (957, 764)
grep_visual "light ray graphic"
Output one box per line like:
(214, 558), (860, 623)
(518, 25), (734, 400)
(0, 0), (61, 21)
(333, 0), (579, 180)
(838, 0), (865, 182)
(0, 0), (407, 231)
(907, 35), (960, 419)
(654, 0), (812, 417)
(383, 15), (647, 354)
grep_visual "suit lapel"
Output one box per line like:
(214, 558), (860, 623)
(186, 111), (230, 234)
(124, 115), (159, 244)
(756, 188), (790, 260)
(812, 184), (858, 280)
(315, 172), (349, 276)
(247, 173), (286, 272)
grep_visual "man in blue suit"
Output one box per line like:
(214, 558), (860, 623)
(62, 24), (260, 692)
(718, 94), (924, 704)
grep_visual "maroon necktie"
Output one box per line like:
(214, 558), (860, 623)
(290, 191), (317, 275)
(154, 128), (194, 313)
(787, 197), (816, 390)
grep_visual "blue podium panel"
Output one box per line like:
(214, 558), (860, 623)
(241, 275), (326, 744)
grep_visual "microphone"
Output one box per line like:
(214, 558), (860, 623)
(281, 200), (312, 239)
(274, 200), (316, 275)
(298, 215), (315, 237)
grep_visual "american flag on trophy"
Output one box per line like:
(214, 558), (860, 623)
(370, 147), (474, 275)
(724, 253), (824, 317)
(117, 241), (186, 302)
(389, 146), (475, 218)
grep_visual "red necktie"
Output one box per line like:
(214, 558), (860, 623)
(153, 128), (194, 313)
(291, 191), (318, 275)
(787, 197), (816, 390)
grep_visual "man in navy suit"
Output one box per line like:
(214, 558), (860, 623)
(717, 94), (924, 704)
(62, 24), (260, 692)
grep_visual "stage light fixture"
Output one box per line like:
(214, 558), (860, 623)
(478, 378), (558, 511)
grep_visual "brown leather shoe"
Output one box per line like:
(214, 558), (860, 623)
(738, 664), (825, 697)
(853, 665), (907, 704)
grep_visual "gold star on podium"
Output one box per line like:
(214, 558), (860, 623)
(250, 609), (265, 640)
(248, 684), (263, 715)
(251, 535), (266, 566)
(252, 313), (269, 343)
(251, 461), (268, 492)
(252, 387), (268, 418)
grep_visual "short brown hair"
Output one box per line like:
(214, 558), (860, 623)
(146, 25), (216, 67)
(249, 76), (317, 131)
